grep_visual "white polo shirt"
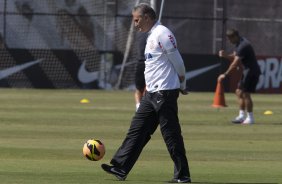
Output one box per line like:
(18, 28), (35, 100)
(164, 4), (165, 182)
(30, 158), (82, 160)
(144, 22), (183, 93)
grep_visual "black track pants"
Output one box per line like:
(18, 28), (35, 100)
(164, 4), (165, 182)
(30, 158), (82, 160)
(110, 89), (190, 179)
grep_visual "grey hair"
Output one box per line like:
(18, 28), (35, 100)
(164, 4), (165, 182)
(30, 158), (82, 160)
(133, 3), (157, 20)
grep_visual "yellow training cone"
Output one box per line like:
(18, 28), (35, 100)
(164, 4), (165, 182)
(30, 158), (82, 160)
(264, 110), (273, 115)
(80, 98), (90, 104)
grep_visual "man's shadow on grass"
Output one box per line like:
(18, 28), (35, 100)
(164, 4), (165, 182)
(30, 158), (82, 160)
(105, 178), (278, 184)
(191, 182), (278, 184)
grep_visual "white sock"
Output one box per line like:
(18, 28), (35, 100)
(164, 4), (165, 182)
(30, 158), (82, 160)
(239, 110), (245, 118)
(136, 103), (140, 111)
(246, 112), (254, 120)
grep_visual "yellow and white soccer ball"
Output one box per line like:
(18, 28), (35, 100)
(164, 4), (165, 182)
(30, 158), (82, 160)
(83, 139), (105, 161)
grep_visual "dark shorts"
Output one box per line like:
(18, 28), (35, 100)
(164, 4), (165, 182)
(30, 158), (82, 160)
(238, 72), (260, 93)
(135, 61), (145, 91)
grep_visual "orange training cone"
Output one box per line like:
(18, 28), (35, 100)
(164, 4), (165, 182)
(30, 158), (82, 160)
(212, 81), (227, 108)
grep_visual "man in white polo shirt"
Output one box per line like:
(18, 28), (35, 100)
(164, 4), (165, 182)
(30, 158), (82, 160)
(101, 3), (191, 183)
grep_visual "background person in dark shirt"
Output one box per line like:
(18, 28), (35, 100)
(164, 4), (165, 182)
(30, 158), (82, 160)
(134, 32), (147, 110)
(218, 29), (261, 124)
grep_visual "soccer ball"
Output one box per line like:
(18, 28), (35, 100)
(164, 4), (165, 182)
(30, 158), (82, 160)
(83, 139), (105, 161)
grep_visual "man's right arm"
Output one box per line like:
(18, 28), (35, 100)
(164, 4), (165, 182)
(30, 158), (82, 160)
(219, 50), (236, 61)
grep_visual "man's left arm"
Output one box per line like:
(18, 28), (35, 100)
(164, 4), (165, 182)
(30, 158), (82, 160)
(159, 32), (187, 94)
(165, 49), (186, 89)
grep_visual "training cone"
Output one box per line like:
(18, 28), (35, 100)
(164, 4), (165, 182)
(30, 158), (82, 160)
(80, 98), (90, 104)
(212, 81), (227, 108)
(264, 110), (273, 115)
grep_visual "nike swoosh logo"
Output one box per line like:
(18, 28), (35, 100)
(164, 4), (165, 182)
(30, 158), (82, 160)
(77, 62), (220, 84)
(110, 168), (126, 175)
(0, 59), (43, 80)
(186, 63), (220, 80)
(78, 60), (99, 83)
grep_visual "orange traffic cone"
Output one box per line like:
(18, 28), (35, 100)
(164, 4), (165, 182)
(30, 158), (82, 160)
(212, 81), (227, 108)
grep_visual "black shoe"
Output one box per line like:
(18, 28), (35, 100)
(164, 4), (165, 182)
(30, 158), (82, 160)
(231, 119), (243, 124)
(101, 164), (127, 181)
(168, 176), (191, 183)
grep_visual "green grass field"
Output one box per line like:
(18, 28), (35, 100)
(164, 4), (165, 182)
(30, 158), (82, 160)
(0, 89), (281, 184)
